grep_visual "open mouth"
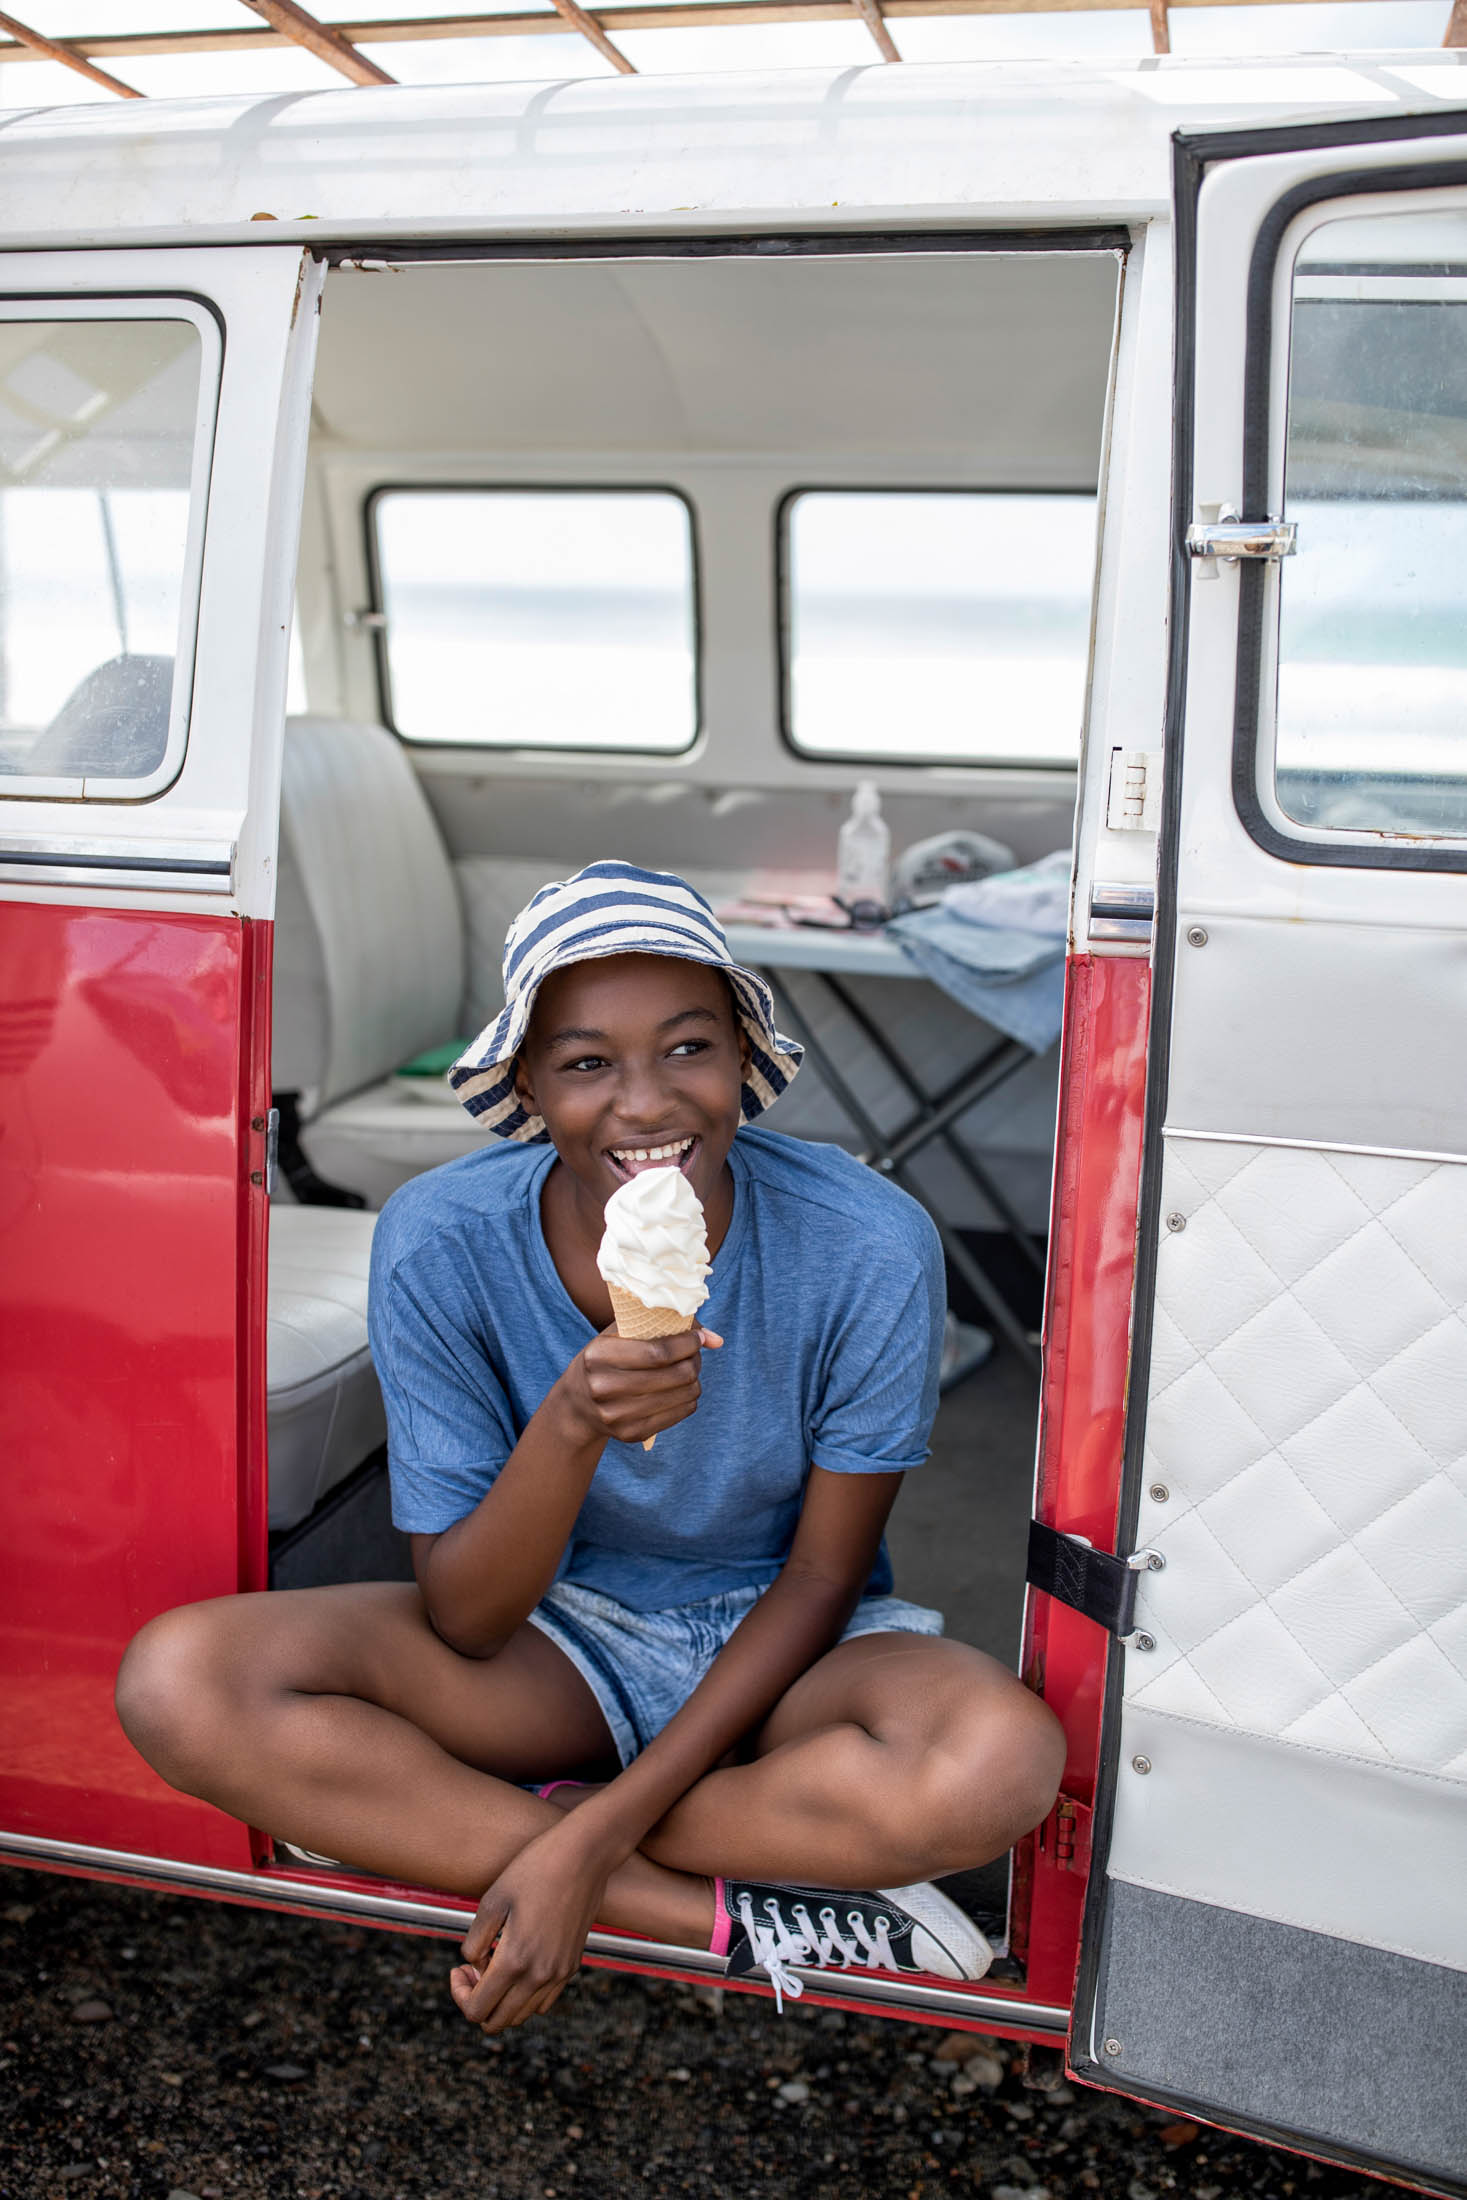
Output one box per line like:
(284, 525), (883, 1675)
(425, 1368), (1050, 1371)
(605, 1135), (700, 1183)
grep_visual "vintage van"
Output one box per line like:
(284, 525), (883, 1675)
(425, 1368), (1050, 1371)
(1, 50), (1465, 2195)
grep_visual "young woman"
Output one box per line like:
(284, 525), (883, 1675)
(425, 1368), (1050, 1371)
(117, 862), (1064, 2033)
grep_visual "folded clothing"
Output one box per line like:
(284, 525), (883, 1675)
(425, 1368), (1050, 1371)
(884, 849), (1070, 1053)
(939, 847), (1071, 936)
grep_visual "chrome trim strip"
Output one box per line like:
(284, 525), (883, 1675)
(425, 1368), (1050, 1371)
(0, 1830), (1069, 2035)
(0, 835), (234, 894)
(0, 827), (232, 871)
(0, 863), (233, 894)
(1088, 880), (1155, 946)
(1164, 1125), (1467, 1170)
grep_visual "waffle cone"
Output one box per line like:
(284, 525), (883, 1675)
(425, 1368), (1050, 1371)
(606, 1283), (697, 1450)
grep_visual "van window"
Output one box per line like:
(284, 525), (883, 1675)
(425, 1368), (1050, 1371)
(781, 489), (1098, 766)
(370, 487), (698, 754)
(0, 311), (213, 796)
(1276, 208), (1467, 844)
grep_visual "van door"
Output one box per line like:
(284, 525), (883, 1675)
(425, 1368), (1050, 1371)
(1066, 114), (1467, 2190)
(0, 248), (322, 1875)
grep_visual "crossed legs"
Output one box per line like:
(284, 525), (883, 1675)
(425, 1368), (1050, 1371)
(116, 1584), (1065, 1952)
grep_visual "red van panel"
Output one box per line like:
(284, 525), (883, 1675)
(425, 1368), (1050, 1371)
(0, 900), (269, 1869)
(1018, 951), (1150, 2007)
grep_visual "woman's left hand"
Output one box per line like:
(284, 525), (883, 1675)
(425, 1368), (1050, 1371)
(450, 1819), (616, 2034)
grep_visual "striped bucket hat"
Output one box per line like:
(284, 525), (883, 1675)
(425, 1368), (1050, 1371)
(449, 859), (804, 1142)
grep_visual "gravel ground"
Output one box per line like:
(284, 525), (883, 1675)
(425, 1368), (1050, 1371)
(1, 1865), (1390, 2200)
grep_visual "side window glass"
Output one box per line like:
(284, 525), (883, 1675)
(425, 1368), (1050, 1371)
(0, 309), (214, 800)
(1277, 209), (1467, 841)
(782, 490), (1099, 766)
(371, 488), (698, 754)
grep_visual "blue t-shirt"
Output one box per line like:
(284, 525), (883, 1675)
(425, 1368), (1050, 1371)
(368, 1125), (944, 1611)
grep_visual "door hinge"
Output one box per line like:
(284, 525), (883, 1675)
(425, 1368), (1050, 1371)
(1104, 748), (1162, 835)
(1088, 880), (1155, 947)
(1041, 1793), (1093, 1876)
(1026, 1522), (1163, 1640)
(1185, 507), (1297, 566)
(265, 1106), (279, 1198)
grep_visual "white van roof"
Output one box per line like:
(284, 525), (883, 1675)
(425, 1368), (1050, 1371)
(0, 53), (1461, 246)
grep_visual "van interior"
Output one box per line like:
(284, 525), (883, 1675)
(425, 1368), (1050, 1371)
(262, 241), (1123, 1949)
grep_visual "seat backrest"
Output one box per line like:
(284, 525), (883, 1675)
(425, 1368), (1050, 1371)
(273, 716), (465, 1114)
(24, 653), (174, 780)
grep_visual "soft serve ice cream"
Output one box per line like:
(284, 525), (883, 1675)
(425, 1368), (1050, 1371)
(596, 1167), (712, 1451)
(596, 1164), (711, 1321)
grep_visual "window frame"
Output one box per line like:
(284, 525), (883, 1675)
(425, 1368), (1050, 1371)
(775, 481), (1102, 771)
(1236, 165), (1467, 874)
(364, 479), (704, 759)
(0, 292), (222, 805)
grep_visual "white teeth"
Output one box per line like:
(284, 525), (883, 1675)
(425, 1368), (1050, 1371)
(611, 1138), (695, 1163)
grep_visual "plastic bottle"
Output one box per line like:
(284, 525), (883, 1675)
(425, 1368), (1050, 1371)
(837, 779), (891, 926)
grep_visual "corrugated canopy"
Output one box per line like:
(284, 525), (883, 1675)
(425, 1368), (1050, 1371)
(0, 0), (1459, 101)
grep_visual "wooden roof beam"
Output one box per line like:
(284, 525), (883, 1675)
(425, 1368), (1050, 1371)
(850, 0), (902, 59)
(237, 0), (396, 85)
(0, 0), (1452, 69)
(0, 9), (141, 95)
(545, 0), (637, 73)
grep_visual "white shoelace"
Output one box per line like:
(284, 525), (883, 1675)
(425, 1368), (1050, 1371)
(735, 1892), (899, 2014)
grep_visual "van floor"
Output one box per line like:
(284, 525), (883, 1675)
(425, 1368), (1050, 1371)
(889, 1348), (1041, 1944)
(889, 1348), (1038, 1669)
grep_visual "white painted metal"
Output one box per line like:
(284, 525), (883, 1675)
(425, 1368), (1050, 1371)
(1068, 221), (1173, 958)
(0, 61), (1456, 253)
(1167, 913), (1467, 1156)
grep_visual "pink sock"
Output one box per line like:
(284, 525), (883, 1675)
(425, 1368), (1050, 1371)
(709, 1877), (732, 1957)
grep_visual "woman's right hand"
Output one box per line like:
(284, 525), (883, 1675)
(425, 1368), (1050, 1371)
(557, 1324), (722, 1450)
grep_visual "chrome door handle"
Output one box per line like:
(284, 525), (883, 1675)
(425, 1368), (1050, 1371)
(1186, 516), (1296, 562)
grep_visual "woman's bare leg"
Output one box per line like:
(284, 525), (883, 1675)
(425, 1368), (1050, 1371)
(545, 1634), (1065, 1889)
(115, 1585), (714, 1949)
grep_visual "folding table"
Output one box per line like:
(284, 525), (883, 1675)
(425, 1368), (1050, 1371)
(721, 923), (1048, 1370)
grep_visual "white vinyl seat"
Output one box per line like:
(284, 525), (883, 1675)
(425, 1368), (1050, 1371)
(286, 1073), (483, 1210)
(266, 716), (497, 1529)
(266, 1206), (385, 1532)
(273, 714), (495, 1208)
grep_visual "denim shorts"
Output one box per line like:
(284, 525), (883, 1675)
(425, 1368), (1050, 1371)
(525, 1578), (945, 1768)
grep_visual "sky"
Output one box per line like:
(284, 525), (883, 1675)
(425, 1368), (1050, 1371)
(0, 0), (1456, 103)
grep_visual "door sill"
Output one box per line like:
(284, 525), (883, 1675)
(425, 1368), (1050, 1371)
(0, 1828), (1069, 2036)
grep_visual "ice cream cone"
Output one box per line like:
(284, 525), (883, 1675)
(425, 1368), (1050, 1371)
(606, 1282), (695, 1449)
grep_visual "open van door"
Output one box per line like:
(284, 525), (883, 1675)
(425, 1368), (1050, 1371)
(1067, 111), (1467, 2191)
(0, 246), (322, 1875)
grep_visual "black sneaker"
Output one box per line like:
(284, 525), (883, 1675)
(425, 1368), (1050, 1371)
(719, 1877), (993, 2011)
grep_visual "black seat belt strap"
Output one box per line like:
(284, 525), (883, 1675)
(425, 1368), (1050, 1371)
(1025, 1520), (1155, 1640)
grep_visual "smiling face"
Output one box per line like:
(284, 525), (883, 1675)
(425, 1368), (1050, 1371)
(515, 952), (749, 1232)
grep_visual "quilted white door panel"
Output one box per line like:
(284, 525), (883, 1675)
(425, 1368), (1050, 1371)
(1127, 1132), (1467, 1785)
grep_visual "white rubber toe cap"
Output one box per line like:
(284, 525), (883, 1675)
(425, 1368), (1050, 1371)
(880, 1881), (995, 1982)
